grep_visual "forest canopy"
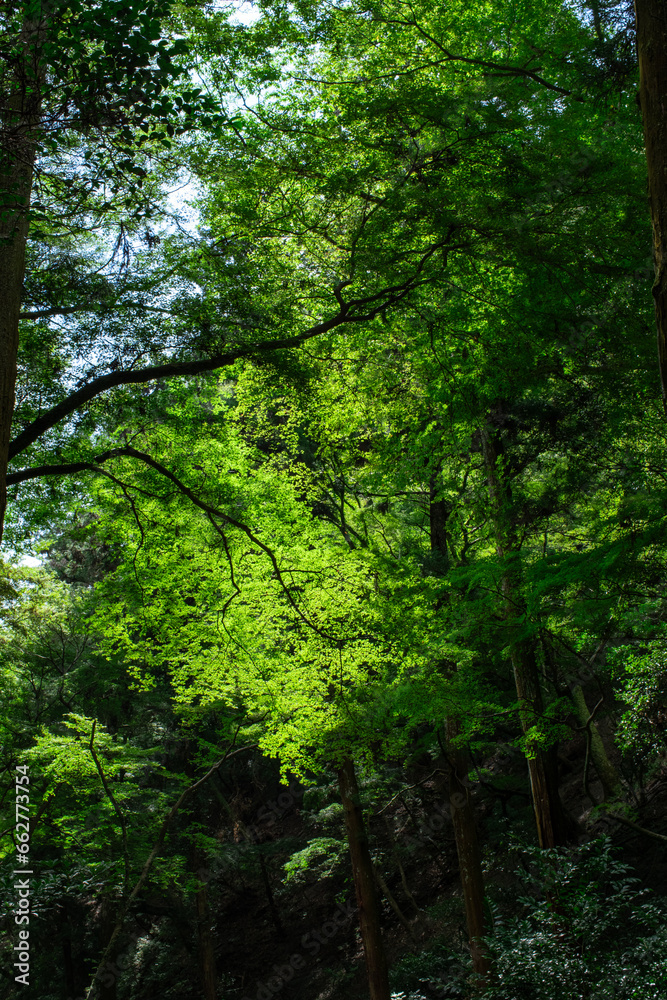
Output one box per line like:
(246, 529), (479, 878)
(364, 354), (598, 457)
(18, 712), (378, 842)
(2, 2), (667, 1000)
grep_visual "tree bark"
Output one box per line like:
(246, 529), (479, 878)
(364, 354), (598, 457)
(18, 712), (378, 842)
(258, 849), (286, 937)
(635, 0), (667, 411)
(445, 718), (492, 984)
(0, 14), (43, 542)
(338, 757), (390, 1000)
(62, 931), (77, 999)
(429, 487), (490, 982)
(509, 637), (569, 847)
(570, 685), (622, 801)
(196, 879), (218, 1000)
(480, 420), (569, 848)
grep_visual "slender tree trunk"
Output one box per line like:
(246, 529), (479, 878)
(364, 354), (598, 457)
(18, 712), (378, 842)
(480, 420), (569, 848)
(570, 685), (622, 800)
(258, 849), (285, 937)
(589, 0), (603, 41)
(63, 931), (77, 999)
(0, 15), (43, 542)
(445, 718), (492, 984)
(192, 841), (218, 1000)
(0, 182), (31, 542)
(429, 486), (490, 982)
(509, 637), (569, 847)
(373, 868), (417, 943)
(196, 880), (218, 1000)
(97, 898), (119, 1000)
(338, 757), (390, 1000)
(635, 0), (667, 411)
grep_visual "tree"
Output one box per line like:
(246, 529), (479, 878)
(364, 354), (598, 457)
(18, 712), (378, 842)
(0, 0), (215, 539)
(634, 0), (667, 409)
(338, 758), (391, 1000)
(6, 3), (667, 997)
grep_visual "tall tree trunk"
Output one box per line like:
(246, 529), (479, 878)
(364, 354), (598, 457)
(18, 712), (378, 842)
(0, 14), (43, 542)
(196, 880), (218, 1000)
(338, 757), (390, 1000)
(480, 420), (569, 848)
(445, 718), (492, 984)
(192, 836), (218, 1000)
(258, 848), (285, 937)
(509, 636), (569, 848)
(429, 484), (490, 982)
(62, 931), (77, 999)
(635, 0), (667, 411)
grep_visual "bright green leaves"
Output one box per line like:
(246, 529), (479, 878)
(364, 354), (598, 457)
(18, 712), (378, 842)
(28, 713), (141, 788)
(6, 0), (663, 841)
(73, 399), (464, 780)
(612, 638), (667, 759)
(283, 836), (346, 884)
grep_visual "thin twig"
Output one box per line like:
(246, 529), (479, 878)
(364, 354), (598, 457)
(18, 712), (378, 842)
(85, 733), (255, 1000)
(580, 697), (604, 808)
(89, 720), (130, 894)
(377, 770), (447, 814)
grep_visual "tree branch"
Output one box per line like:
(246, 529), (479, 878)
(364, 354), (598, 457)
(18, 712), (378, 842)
(85, 736), (254, 1000)
(9, 259), (440, 461)
(383, 16), (581, 99)
(19, 303), (179, 320)
(605, 811), (667, 844)
(8, 321), (340, 461)
(8, 446), (343, 642)
(89, 720), (130, 894)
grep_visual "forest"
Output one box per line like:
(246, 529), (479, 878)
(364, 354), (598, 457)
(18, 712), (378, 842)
(1, 0), (667, 998)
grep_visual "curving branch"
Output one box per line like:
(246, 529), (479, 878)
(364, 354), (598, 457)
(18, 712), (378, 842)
(8, 445), (341, 642)
(391, 17), (581, 100)
(19, 303), (178, 320)
(9, 254), (443, 462)
(8, 321), (344, 461)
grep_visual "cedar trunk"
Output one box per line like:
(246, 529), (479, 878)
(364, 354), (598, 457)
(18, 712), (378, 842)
(0, 18), (43, 542)
(445, 718), (492, 983)
(430, 488), (490, 980)
(480, 421), (568, 848)
(509, 637), (568, 847)
(196, 880), (218, 1000)
(338, 757), (390, 1000)
(97, 898), (119, 1000)
(635, 0), (667, 410)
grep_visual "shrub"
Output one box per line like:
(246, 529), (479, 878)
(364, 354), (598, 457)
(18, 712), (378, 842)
(480, 837), (667, 1000)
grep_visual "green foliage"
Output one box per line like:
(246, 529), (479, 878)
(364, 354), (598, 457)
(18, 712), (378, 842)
(481, 838), (667, 1000)
(283, 837), (346, 885)
(2, 1), (667, 996)
(390, 942), (470, 1000)
(611, 633), (667, 760)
